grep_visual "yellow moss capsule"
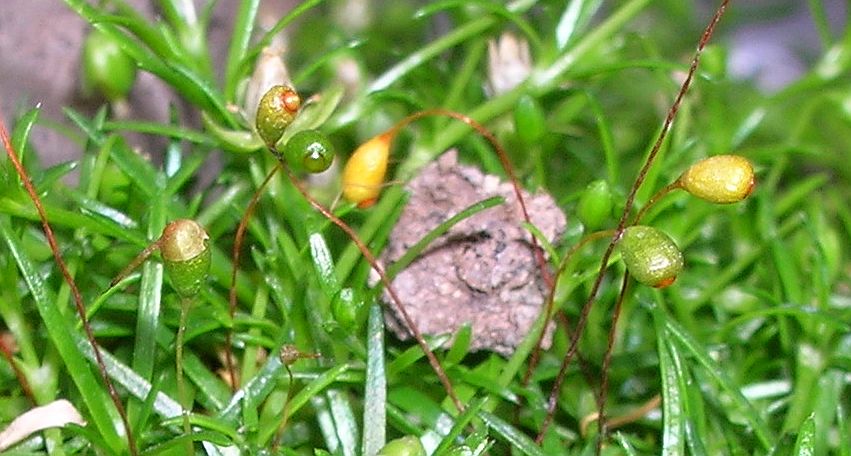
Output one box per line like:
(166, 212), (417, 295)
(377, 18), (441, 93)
(160, 219), (211, 298)
(341, 131), (393, 208)
(678, 155), (755, 204)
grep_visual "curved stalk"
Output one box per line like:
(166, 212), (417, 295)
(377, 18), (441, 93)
(536, 0), (730, 443)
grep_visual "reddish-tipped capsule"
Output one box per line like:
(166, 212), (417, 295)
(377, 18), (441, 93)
(255, 85), (301, 147)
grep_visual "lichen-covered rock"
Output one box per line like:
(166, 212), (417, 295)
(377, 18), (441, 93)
(381, 150), (565, 356)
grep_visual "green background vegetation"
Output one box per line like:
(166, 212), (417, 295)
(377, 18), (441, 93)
(0, 0), (848, 454)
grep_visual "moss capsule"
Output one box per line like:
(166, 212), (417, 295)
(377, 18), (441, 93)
(82, 28), (137, 101)
(618, 226), (683, 288)
(255, 85), (301, 147)
(514, 94), (547, 144)
(331, 288), (364, 331)
(678, 155), (755, 204)
(376, 436), (426, 456)
(341, 131), (393, 208)
(576, 179), (614, 230)
(282, 129), (335, 173)
(160, 220), (211, 298)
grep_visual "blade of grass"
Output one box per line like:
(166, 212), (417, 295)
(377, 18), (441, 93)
(415, 0), (543, 48)
(478, 410), (546, 456)
(242, 0), (325, 75)
(256, 363), (353, 443)
(332, 0), (537, 127)
(224, 0), (260, 101)
(131, 176), (166, 383)
(662, 308), (775, 449)
(326, 389), (359, 456)
(555, 0), (603, 49)
(433, 396), (488, 455)
(386, 196), (504, 278)
(0, 217), (123, 453)
(792, 413), (816, 456)
(654, 306), (685, 456)
(103, 120), (215, 146)
(362, 302), (387, 456)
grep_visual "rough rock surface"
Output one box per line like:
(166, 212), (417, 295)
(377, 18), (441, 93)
(382, 150), (565, 356)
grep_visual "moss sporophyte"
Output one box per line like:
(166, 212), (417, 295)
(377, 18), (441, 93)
(617, 226), (684, 288)
(160, 219), (212, 299)
(256, 84), (301, 146)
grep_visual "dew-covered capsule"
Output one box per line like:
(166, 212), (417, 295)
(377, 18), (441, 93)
(678, 155), (755, 204)
(341, 131), (393, 208)
(617, 226), (683, 288)
(282, 129), (335, 173)
(255, 85), (301, 147)
(160, 219), (211, 298)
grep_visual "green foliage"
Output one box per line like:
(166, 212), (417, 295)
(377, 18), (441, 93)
(0, 0), (848, 454)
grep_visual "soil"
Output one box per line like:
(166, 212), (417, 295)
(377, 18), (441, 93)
(381, 150), (565, 356)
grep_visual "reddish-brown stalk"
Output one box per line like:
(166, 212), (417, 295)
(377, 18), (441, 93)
(0, 116), (138, 455)
(226, 164), (281, 391)
(281, 165), (464, 411)
(272, 345), (320, 450)
(523, 230), (614, 387)
(535, 0), (730, 444)
(596, 272), (631, 452)
(580, 394), (662, 436)
(109, 240), (162, 288)
(0, 334), (35, 405)
(632, 182), (680, 225)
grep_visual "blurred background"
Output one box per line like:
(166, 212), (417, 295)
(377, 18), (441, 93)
(0, 0), (846, 166)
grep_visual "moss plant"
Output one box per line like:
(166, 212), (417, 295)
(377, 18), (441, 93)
(0, 1), (848, 455)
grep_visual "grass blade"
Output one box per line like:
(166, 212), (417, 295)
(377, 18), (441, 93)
(792, 413), (816, 456)
(0, 217), (123, 452)
(362, 302), (387, 456)
(224, 0), (260, 101)
(478, 410), (546, 456)
(663, 311), (776, 449)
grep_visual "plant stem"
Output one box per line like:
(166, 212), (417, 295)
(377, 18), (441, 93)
(536, 0), (730, 443)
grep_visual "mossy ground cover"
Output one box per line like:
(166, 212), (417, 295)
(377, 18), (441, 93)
(0, 1), (848, 454)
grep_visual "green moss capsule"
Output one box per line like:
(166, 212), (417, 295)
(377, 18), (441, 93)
(514, 94), (547, 144)
(160, 219), (211, 298)
(282, 129), (335, 173)
(678, 155), (755, 204)
(331, 288), (364, 331)
(376, 436), (426, 456)
(618, 226), (683, 288)
(577, 179), (614, 230)
(82, 28), (137, 101)
(255, 85), (301, 147)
